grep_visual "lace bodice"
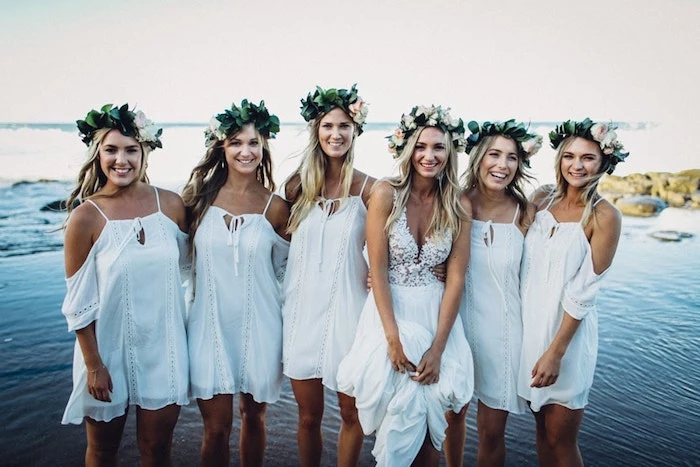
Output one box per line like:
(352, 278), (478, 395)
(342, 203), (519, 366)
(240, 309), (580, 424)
(387, 207), (452, 287)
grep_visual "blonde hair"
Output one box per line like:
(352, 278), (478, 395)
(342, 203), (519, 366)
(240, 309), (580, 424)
(64, 128), (150, 226)
(285, 110), (358, 233)
(181, 125), (274, 254)
(548, 136), (610, 226)
(460, 135), (535, 226)
(385, 127), (468, 238)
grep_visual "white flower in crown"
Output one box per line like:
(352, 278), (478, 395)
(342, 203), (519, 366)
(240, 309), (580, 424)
(415, 105), (432, 118)
(206, 116), (226, 141)
(403, 114), (416, 130)
(521, 135), (543, 157)
(134, 110), (159, 143)
(453, 134), (467, 153)
(589, 122), (608, 143)
(348, 97), (369, 125)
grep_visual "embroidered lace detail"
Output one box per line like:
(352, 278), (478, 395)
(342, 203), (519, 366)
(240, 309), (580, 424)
(283, 218), (308, 370)
(315, 198), (358, 375)
(387, 207), (451, 287)
(239, 219), (263, 392)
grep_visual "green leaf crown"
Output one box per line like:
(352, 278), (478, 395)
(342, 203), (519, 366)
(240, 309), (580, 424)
(300, 84), (369, 135)
(386, 105), (466, 159)
(466, 119), (542, 168)
(549, 118), (629, 175)
(205, 99), (280, 143)
(76, 104), (163, 150)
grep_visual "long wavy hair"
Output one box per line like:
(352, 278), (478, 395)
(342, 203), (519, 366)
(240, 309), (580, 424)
(460, 135), (535, 226)
(385, 126), (469, 238)
(181, 125), (274, 253)
(63, 128), (150, 227)
(547, 136), (610, 226)
(285, 110), (358, 233)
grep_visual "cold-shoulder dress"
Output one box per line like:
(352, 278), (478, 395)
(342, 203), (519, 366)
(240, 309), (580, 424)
(61, 187), (189, 424)
(337, 207), (474, 466)
(282, 177), (369, 391)
(518, 203), (608, 412)
(461, 206), (527, 413)
(187, 193), (289, 403)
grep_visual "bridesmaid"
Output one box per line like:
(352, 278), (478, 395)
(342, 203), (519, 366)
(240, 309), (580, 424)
(519, 119), (626, 466)
(444, 120), (541, 466)
(181, 100), (290, 466)
(281, 84), (374, 466)
(61, 104), (189, 466)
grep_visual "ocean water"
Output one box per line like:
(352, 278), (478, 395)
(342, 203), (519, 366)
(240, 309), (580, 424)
(0, 123), (698, 465)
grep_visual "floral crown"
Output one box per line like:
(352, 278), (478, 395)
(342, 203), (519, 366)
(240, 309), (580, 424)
(205, 99), (280, 143)
(300, 84), (369, 135)
(549, 118), (629, 175)
(466, 119), (542, 168)
(76, 104), (162, 150)
(387, 105), (466, 159)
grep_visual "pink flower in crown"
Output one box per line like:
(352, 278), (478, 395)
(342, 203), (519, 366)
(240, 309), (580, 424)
(348, 97), (369, 125)
(601, 129), (618, 149)
(133, 110), (159, 143)
(589, 122), (609, 143)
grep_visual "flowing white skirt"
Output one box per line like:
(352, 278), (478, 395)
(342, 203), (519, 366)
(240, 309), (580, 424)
(338, 283), (474, 466)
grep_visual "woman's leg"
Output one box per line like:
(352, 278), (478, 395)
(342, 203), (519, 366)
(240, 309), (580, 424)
(197, 394), (234, 467)
(239, 392), (267, 467)
(476, 401), (509, 466)
(443, 404), (468, 467)
(84, 411), (128, 467)
(336, 391), (364, 467)
(412, 431), (440, 467)
(290, 378), (325, 467)
(135, 403), (181, 467)
(534, 404), (584, 467)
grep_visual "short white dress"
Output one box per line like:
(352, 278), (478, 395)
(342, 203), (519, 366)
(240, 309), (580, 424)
(61, 187), (189, 425)
(337, 206), (474, 467)
(282, 177), (369, 391)
(518, 201), (607, 412)
(461, 206), (527, 413)
(188, 194), (289, 403)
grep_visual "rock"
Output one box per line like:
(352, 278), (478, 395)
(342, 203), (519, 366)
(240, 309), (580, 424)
(616, 196), (667, 217)
(691, 191), (700, 209)
(649, 230), (694, 242)
(599, 170), (699, 212)
(664, 191), (687, 208)
(41, 199), (78, 212)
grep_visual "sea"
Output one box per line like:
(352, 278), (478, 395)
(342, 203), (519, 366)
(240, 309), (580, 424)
(0, 122), (698, 465)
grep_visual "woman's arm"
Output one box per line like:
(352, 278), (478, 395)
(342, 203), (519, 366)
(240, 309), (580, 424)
(367, 182), (415, 373)
(414, 195), (472, 384)
(64, 203), (113, 401)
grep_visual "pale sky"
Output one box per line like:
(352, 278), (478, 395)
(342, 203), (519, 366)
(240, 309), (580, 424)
(1, 0), (699, 125)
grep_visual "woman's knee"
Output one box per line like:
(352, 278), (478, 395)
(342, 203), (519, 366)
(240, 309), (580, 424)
(239, 397), (267, 428)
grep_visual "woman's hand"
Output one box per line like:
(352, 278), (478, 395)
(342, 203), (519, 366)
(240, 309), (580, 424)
(387, 337), (416, 374)
(413, 347), (442, 385)
(430, 262), (447, 282)
(88, 365), (113, 402)
(366, 268), (373, 292)
(530, 349), (561, 388)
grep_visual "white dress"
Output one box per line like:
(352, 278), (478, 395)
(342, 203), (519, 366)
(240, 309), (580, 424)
(188, 194), (289, 403)
(460, 206), (527, 414)
(282, 177), (369, 391)
(518, 202), (607, 412)
(61, 187), (189, 425)
(337, 207), (474, 467)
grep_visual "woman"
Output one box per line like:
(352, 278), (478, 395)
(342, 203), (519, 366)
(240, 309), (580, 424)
(282, 84), (373, 467)
(337, 105), (474, 466)
(444, 120), (541, 466)
(181, 100), (290, 467)
(518, 119), (626, 465)
(61, 104), (189, 466)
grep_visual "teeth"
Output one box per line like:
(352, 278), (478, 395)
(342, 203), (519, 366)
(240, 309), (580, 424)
(113, 168), (130, 174)
(490, 172), (506, 179)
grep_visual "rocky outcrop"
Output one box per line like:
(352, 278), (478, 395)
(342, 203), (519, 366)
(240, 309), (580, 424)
(599, 169), (700, 215)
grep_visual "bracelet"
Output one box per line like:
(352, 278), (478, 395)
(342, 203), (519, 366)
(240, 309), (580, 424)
(88, 365), (106, 374)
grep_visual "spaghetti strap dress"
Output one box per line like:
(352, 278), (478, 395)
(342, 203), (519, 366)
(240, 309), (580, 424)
(337, 204), (474, 467)
(461, 205), (527, 413)
(61, 187), (189, 424)
(518, 198), (608, 412)
(187, 193), (289, 403)
(282, 176), (370, 391)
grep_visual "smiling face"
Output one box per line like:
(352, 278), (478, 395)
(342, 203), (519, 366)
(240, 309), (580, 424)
(223, 123), (263, 176)
(98, 129), (144, 189)
(411, 127), (448, 180)
(317, 107), (355, 159)
(478, 135), (519, 192)
(559, 136), (604, 188)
